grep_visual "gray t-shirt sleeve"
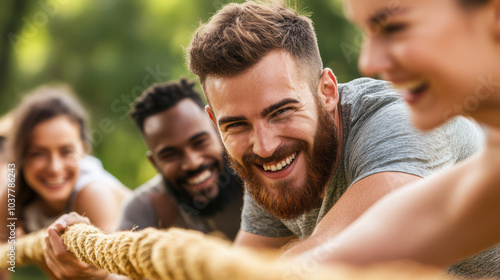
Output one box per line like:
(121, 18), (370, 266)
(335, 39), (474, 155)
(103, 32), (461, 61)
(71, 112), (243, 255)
(116, 176), (164, 231)
(116, 192), (157, 231)
(240, 191), (294, 237)
(345, 92), (483, 185)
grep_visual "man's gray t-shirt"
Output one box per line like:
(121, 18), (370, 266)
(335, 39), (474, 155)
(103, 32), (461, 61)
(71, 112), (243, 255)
(240, 78), (500, 278)
(241, 78), (484, 238)
(117, 172), (244, 241)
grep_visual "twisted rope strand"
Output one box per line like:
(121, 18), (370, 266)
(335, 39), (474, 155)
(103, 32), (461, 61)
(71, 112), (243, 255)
(0, 224), (453, 280)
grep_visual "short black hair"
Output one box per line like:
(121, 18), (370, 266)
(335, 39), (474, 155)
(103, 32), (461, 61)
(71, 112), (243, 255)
(129, 78), (205, 132)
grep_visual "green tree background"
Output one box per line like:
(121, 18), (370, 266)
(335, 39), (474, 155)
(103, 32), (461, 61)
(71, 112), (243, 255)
(0, 0), (361, 278)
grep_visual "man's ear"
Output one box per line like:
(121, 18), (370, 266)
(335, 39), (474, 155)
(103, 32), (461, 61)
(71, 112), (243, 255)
(146, 150), (159, 172)
(206, 105), (217, 128)
(318, 68), (339, 112)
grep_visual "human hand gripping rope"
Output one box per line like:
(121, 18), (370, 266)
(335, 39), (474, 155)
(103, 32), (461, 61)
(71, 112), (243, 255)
(0, 223), (454, 280)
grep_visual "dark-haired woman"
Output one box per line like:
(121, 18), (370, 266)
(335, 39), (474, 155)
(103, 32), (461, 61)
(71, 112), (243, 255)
(0, 86), (130, 279)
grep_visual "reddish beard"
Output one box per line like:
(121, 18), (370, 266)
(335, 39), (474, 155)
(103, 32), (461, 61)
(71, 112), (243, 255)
(228, 101), (339, 220)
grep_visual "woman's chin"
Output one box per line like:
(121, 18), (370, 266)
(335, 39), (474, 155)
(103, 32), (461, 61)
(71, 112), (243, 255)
(410, 109), (455, 131)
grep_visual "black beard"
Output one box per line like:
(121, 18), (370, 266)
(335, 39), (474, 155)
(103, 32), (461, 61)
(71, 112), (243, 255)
(164, 157), (241, 216)
(228, 99), (339, 220)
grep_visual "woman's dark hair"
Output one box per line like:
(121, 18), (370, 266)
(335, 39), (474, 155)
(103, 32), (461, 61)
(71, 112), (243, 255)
(0, 136), (5, 159)
(0, 113), (13, 162)
(10, 85), (90, 224)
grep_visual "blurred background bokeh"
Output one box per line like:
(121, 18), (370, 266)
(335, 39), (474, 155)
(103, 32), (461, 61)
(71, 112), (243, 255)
(0, 1), (360, 277)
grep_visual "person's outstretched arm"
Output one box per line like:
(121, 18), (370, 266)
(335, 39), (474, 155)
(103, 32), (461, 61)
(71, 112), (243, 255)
(300, 130), (500, 267)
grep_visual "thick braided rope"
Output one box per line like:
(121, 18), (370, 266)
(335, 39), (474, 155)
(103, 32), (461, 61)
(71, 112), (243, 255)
(0, 224), (451, 280)
(0, 229), (46, 266)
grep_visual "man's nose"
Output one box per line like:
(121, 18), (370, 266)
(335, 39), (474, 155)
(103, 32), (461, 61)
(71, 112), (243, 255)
(251, 124), (280, 159)
(181, 149), (204, 171)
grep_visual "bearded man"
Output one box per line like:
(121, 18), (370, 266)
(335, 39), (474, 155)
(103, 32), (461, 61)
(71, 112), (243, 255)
(186, 2), (495, 277)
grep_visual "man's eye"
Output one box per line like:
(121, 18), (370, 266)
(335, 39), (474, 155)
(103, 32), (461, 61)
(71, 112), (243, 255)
(194, 139), (207, 147)
(225, 122), (246, 131)
(272, 107), (293, 118)
(383, 23), (406, 34)
(160, 153), (177, 160)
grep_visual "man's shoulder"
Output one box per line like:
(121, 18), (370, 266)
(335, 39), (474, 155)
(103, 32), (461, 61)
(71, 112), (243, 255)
(119, 174), (181, 231)
(339, 78), (403, 124)
(132, 174), (165, 194)
(126, 174), (168, 207)
(339, 78), (398, 104)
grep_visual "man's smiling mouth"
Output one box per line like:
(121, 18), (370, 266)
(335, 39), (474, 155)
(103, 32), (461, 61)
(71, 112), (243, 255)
(262, 152), (297, 172)
(186, 169), (213, 185)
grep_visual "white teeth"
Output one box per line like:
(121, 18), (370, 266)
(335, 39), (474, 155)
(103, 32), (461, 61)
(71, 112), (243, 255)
(263, 152), (297, 172)
(187, 170), (212, 185)
(392, 79), (428, 91)
(46, 178), (65, 185)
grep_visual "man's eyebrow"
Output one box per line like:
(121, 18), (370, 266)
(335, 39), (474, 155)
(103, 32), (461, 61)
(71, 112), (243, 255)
(260, 98), (300, 118)
(156, 132), (210, 155)
(218, 115), (247, 127)
(368, 7), (406, 26)
(217, 98), (300, 127)
(188, 132), (209, 142)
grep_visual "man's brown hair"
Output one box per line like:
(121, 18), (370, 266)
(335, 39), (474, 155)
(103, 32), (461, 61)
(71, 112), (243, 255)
(187, 0), (323, 100)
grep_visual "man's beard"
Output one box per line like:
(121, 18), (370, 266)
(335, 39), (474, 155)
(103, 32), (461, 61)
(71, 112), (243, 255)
(164, 156), (240, 216)
(228, 99), (339, 220)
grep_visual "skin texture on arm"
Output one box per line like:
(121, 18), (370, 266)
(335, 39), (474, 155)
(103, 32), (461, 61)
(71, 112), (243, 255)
(234, 230), (296, 250)
(281, 171), (421, 257)
(299, 129), (500, 267)
(73, 182), (131, 233)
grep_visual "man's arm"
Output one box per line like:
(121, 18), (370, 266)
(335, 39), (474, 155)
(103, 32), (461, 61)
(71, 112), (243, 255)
(282, 171), (421, 256)
(234, 230), (296, 249)
(300, 147), (500, 267)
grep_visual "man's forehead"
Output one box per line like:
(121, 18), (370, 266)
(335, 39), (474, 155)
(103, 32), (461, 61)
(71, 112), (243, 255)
(204, 52), (306, 120)
(144, 100), (207, 135)
(207, 82), (303, 123)
(145, 112), (213, 151)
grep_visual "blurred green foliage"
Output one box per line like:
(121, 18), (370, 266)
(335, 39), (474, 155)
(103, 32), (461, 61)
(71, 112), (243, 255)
(0, 0), (361, 189)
